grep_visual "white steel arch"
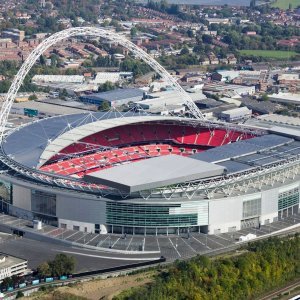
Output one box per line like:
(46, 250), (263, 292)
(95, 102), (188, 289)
(0, 27), (204, 140)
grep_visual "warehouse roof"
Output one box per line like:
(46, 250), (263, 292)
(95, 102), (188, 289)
(220, 106), (251, 117)
(84, 155), (226, 193)
(82, 88), (144, 103)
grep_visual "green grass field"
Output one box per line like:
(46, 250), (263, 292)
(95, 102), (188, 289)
(239, 50), (298, 59)
(270, 0), (300, 9)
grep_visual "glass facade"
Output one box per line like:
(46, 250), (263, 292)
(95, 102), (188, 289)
(106, 202), (198, 228)
(278, 188), (299, 210)
(242, 198), (261, 219)
(31, 190), (56, 216)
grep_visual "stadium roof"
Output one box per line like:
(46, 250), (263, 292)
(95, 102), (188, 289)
(38, 115), (189, 167)
(84, 155), (226, 193)
(2, 112), (147, 168)
(191, 134), (293, 163)
(2, 114), (196, 168)
(215, 140), (300, 174)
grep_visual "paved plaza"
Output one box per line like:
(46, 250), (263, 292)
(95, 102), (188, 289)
(1, 211), (299, 265)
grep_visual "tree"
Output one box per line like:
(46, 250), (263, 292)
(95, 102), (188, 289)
(16, 291), (24, 298)
(28, 94), (38, 101)
(1, 276), (13, 288)
(50, 54), (58, 67)
(98, 81), (116, 92)
(180, 47), (190, 55)
(193, 43), (204, 54)
(39, 55), (46, 66)
(114, 235), (300, 300)
(187, 29), (194, 38)
(98, 101), (110, 111)
(130, 27), (138, 37)
(37, 262), (51, 278)
(202, 34), (213, 44)
(49, 254), (75, 277)
(261, 93), (269, 101)
(59, 88), (68, 99)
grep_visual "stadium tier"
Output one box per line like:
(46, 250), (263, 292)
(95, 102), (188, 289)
(0, 113), (299, 235)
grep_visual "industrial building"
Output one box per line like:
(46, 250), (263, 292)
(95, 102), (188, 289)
(203, 83), (256, 97)
(92, 72), (133, 84)
(269, 93), (300, 105)
(80, 88), (145, 107)
(219, 107), (252, 122)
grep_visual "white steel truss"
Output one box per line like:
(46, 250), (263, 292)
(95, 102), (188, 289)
(1, 144), (299, 201)
(137, 158), (300, 200)
(0, 26), (204, 140)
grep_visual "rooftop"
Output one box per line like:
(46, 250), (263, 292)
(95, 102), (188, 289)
(0, 254), (27, 269)
(84, 155), (226, 193)
(82, 88), (144, 102)
(191, 134), (293, 163)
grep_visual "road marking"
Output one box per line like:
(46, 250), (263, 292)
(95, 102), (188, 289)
(192, 236), (212, 249)
(57, 250), (160, 261)
(47, 228), (61, 236)
(74, 233), (89, 243)
(156, 237), (161, 252)
(168, 238), (181, 257)
(181, 237), (196, 252)
(112, 238), (120, 248)
(208, 236), (226, 247)
(97, 235), (109, 246)
(64, 231), (79, 240)
(192, 236), (205, 246)
(126, 236), (134, 251)
(86, 234), (99, 244)
(214, 234), (233, 242)
(142, 237), (145, 251)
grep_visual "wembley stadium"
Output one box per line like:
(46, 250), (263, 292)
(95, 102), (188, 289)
(0, 27), (299, 238)
(0, 112), (299, 236)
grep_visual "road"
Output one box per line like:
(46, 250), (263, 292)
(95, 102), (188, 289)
(0, 237), (159, 273)
(258, 280), (300, 300)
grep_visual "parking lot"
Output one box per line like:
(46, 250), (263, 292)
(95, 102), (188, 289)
(1, 212), (299, 263)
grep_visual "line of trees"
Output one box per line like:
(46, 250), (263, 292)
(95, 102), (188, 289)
(114, 234), (300, 300)
(37, 254), (75, 278)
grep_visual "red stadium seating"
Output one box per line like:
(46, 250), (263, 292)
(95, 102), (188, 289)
(41, 123), (255, 178)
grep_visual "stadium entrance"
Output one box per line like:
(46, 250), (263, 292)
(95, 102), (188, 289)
(241, 217), (260, 229)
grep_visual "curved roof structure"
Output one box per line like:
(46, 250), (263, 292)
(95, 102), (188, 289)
(38, 115), (190, 167)
(1, 112), (299, 198)
(3, 112), (264, 170)
(2, 111), (146, 168)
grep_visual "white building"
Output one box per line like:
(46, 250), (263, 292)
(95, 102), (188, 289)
(219, 107), (252, 122)
(92, 72), (133, 84)
(269, 93), (300, 105)
(0, 255), (28, 282)
(32, 75), (85, 84)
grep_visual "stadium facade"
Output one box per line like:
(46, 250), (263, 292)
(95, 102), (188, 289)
(0, 113), (299, 235)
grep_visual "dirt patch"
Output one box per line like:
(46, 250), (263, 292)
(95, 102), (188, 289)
(22, 272), (155, 300)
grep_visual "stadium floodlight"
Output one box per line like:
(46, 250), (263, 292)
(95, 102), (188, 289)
(0, 27), (204, 140)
